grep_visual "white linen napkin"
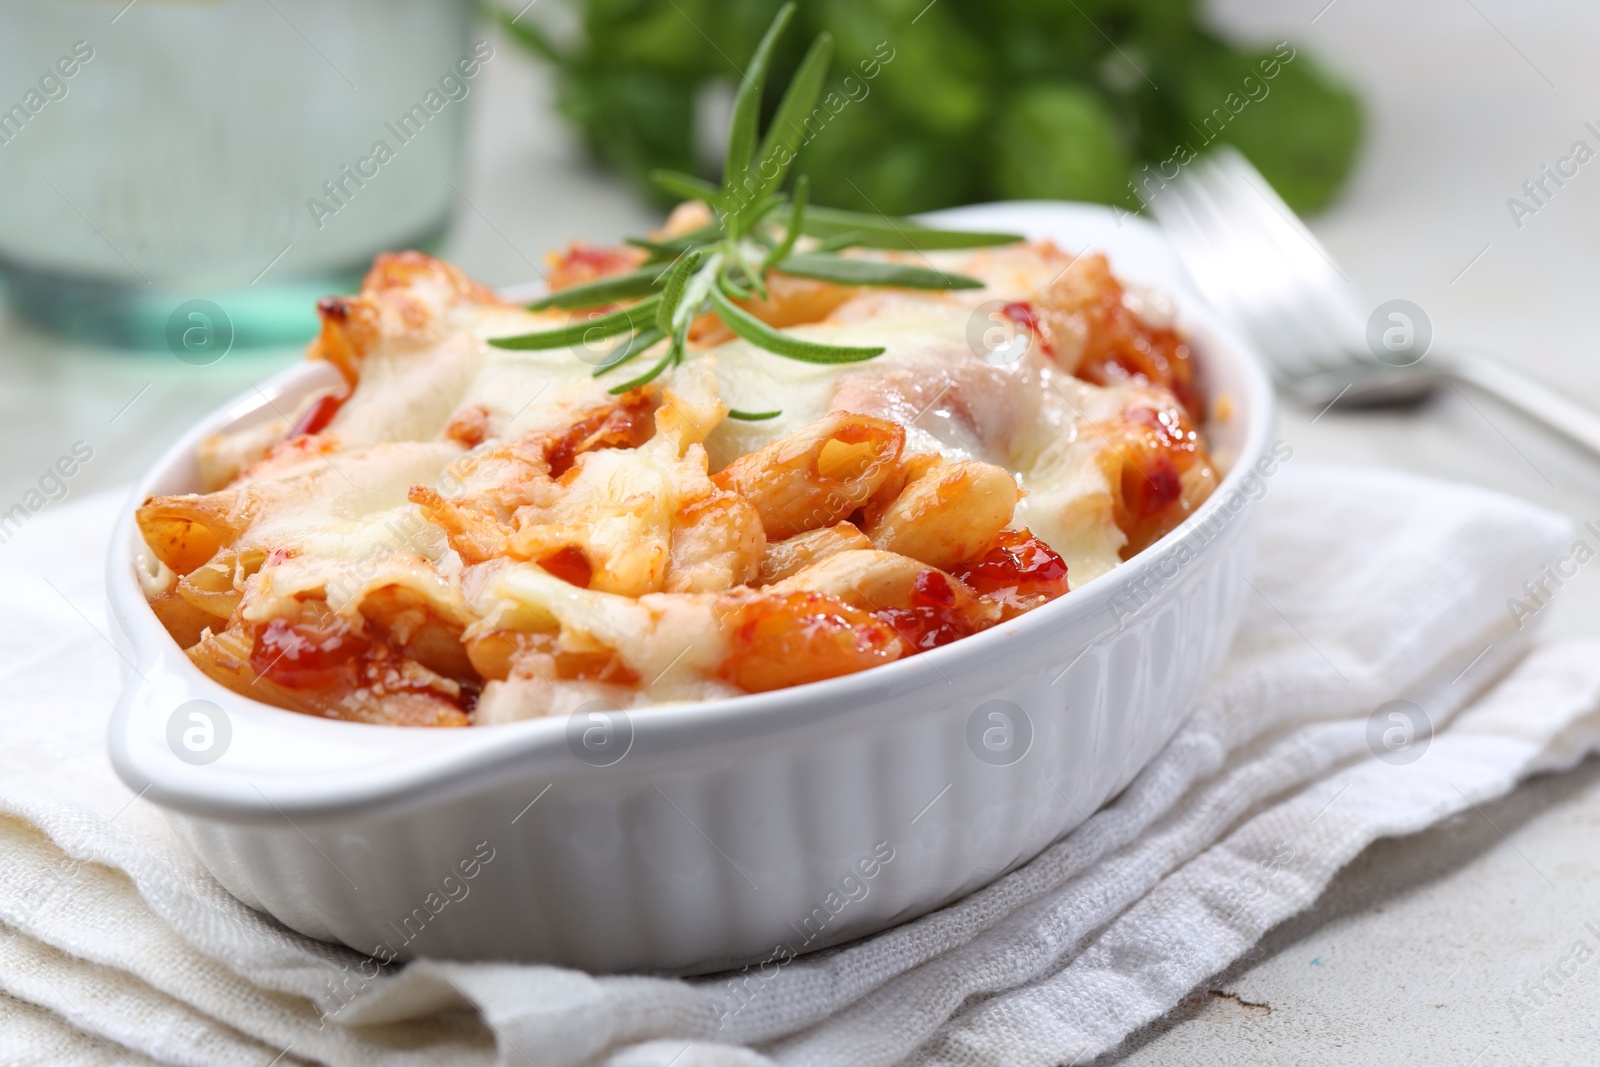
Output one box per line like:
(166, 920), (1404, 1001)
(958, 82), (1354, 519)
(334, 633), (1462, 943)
(4, 462), (1599, 1067)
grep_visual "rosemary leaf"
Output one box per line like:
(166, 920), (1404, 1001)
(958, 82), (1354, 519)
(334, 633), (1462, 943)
(813, 229), (870, 253)
(654, 250), (703, 335)
(749, 31), (834, 203)
(607, 340), (678, 393)
(625, 224), (720, 259)
(774, 253), (985, 290)
(506, 6), (1024, 378)
(709, 286), (883, 364)
(526, 267), (662, 311)
(724, 3), (794, 206)
(489, 295), (661, 350)
(799, 206), (1023, 250)
(721, 271), (756, 301)
(649, 169), (724, 207)
(762, 174), (808, 271)
(592, 325), (664, 376)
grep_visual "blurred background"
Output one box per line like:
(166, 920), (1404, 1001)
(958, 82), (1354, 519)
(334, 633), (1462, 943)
(3, 0), (1600, 1057)
(0, 0), (1365, 351)
(487, 0), (1361, 217)
(5, 0), (1597, 510)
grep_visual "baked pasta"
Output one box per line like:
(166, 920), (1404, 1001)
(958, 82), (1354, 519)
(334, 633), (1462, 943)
(135, 223), (1217, 726)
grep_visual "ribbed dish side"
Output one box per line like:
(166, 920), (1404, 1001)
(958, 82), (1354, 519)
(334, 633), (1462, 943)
(168, 498), (1260, 974)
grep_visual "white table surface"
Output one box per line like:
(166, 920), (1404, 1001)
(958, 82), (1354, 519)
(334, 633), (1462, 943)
(4, 1), (1598, 1062)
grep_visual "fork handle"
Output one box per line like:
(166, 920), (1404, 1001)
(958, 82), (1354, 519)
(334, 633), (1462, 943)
(1443, 352), (1600, 460)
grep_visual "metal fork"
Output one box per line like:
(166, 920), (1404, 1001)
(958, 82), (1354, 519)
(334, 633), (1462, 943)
(1142, 147), (1600, 458)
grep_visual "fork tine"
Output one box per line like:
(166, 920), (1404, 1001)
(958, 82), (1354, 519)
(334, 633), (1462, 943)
(1206, 151), (1367, 351)
(1160, 157), (1334, 381)
(1188, 157), (1352, 378)
(1142, 146), (1371, 384)
(1148, 167), (1267, 329)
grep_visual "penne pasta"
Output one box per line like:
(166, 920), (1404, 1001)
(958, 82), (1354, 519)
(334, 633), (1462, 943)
(861, 459), (1021, 571)
(712, 412), (905, 540)
(137, 235), (1218, 725)
(756, 521), (874, 585)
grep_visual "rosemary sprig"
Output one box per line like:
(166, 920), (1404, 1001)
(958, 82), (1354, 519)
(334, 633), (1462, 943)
(487, 2), (1023, 377)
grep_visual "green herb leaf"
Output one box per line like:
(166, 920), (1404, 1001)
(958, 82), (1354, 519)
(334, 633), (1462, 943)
(738, 193), (785, 230)
(607, 341), (678, 394)
(489, 295), (661, 351)
(526, 267), (662, 311)
(748, 31), (834, 203)
(593, 325), (664, 376)
(709, 286), (883, 364)
(654, 250), (703, 335)
(799, 205), (1024, 250)
(724, 2), (795, 205)
(813, 229), (870, 253)
(818, 227), (1028, 252)
(649, 169), (724, 207)
(731, 246), (770, 302)
(626, 224), (720, 260)
(762, 174), (808, 271)
(728, 408), (782, 421)
(774, 252), (985, 290)
(720, 270), (756, 300)
(501, 0), (1364, 223)
(500, 3), (1037, 378)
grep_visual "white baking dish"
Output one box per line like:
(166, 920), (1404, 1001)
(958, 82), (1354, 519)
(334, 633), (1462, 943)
(107, 202), (1274, 975)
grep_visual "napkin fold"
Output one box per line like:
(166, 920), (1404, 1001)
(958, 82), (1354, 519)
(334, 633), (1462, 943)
(3, 463), (1598, 1067)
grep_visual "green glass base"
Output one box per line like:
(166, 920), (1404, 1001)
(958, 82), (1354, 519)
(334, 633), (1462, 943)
(0, 219), (450, 352)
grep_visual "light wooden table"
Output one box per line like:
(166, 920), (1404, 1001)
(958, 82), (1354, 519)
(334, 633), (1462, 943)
(3, 2), (1596, 1062)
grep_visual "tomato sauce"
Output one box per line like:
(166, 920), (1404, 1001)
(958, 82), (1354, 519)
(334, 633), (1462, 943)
(250, 615), (371, 691)
(1031, 255), (1204, 420)
(1001, 301), (1052, 356)
(287, 392), (346, 439)
(1101, 402), (1206, 555)
(873, 570), (975, 653)
(250, 612), (481, 715)
(547, 243), (647, 291)
(537, 545), (593, 589)
(951, 529), (1070, 620)
(543, 391), (656, 478)
(1075, 295), (1201, 419)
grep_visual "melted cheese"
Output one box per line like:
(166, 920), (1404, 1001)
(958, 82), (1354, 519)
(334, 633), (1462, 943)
(693, 314), (1143, 583)
(236, 442), (462, 561)
(475, 563), (738, 710)
(146, 243), (1206, 724)
(198, 248), (1151, 595)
